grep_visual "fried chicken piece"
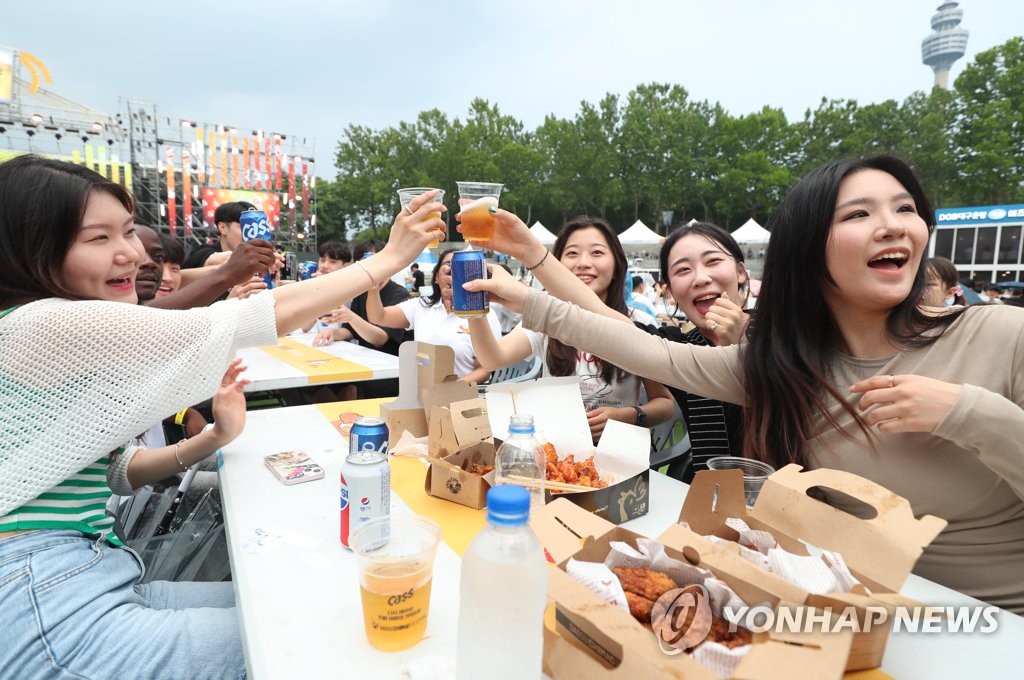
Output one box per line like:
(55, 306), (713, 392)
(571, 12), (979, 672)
(546, 462), (564, 483)
(542, 442), (558, 467)
(704, 615), (752, 649)
(577, 475), (592, 488)
(576, 455), (598, 480)
(612, 567), (678, 602)
(469, 464), (494, 476)
(559, 460), (579, 484)
(624, 591), (656, 621)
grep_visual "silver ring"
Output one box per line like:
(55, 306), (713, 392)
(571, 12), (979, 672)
(888, 375), (895, 388)
(708, 320), (719, 332)
(404, 205), (414, 215)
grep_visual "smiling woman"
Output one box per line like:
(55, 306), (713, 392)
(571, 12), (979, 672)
(0, 154), (443, 677)
(464, 155), (1024, 615)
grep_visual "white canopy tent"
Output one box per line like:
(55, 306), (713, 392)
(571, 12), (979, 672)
(730, 218), (771, 244)
(617, 220), (663, 245)
(529, 221), (558, 245)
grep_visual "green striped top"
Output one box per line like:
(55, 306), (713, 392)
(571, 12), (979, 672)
(0, 452), (122, 546)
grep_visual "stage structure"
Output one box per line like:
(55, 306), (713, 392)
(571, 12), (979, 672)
(0, 44), (318, 253)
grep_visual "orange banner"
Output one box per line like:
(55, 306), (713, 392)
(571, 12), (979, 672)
(182, 150), (193, 236)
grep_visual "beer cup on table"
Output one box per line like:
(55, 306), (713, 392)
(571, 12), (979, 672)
(350, 515), (442, 651)
(455, 181), (503, 245)
(706, 456), (776, 507)
(397, 187), (446, 248)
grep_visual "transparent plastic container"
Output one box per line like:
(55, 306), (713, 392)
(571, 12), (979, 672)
(494, 413), (545, 510)
(456, 485), (548, 680)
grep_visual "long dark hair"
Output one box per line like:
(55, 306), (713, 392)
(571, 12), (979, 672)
(421, 248), (457, 307)
(546, 216), (629, 384)
(743, 155), (965, 468)
(659, 221), (749, 306)
(0, 155), (134, 307)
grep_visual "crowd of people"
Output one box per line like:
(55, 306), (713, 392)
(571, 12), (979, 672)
(0, 151), (1022, 676)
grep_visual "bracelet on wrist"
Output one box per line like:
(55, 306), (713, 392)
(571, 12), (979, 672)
(174, 439), (190, 471)
(526, 249), (550, 271)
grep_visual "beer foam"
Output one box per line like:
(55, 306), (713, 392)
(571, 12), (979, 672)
(457, 196), (499, 214)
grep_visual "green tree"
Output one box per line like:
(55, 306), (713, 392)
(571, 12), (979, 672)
(953, 37), (1024, 204)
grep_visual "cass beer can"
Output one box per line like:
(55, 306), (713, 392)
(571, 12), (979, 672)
(239, 208), (275, 290)
(349, 417), (389, 457)
(298, 260), (318, 280)
(451, 249), (489, 317)
(340, 443), (391, 549)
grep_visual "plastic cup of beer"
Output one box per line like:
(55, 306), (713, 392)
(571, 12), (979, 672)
(350, 515), (442, 651)
(706, 456), (776, 506)
(456, 181), (503, 245)
(397, 187), (446, 248)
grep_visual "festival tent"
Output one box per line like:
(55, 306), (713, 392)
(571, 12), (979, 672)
(415, 247), (439, 266)
(529, 221), (558, 245)
(730, 218), (771, 244)
(617, 220), (663, 245)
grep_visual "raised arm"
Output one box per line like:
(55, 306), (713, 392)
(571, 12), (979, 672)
(147, 240), (276, 310)
(270, 193), (443, 335)
(461, 209), (628, 322)
(365, 285), (411, 329)
(467, 317), (533, 370)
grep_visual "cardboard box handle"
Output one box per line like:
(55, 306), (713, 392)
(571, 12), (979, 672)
(767, 465), (947, 545)
(774, 465), (913, 518)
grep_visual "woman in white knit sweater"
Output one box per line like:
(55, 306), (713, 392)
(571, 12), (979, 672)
(0, 155), (443, 678)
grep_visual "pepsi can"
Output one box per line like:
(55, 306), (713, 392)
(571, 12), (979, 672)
(340, 448), (390, 549)
(240, 208), (275, 289)
(298, 260), (317, 280)
(451, 249), (489, 317)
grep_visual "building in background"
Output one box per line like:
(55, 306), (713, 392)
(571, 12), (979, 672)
(930, 205), (1024, 284)
(922, 1), (969, 89)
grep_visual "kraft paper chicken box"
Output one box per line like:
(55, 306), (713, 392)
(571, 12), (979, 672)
(658, 465), (947, 671)
(423, 398), (497, 509)
(532, 498), (854, 680)
(379, 342), (477, 447)
(485, 376), (651, 524)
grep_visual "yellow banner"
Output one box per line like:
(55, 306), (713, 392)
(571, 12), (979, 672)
(259, 337), (373, 384)
(0, 48), (13, 102)
(315, 400), (487, 557)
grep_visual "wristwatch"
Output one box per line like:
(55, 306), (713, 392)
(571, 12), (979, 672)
(633, 406), (647, 427)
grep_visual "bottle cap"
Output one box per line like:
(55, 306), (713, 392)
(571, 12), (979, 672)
(508, 413), (535, 434)
(486, 485), (530, 525)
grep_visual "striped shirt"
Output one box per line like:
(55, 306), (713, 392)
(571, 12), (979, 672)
(635, 323), (744, 480)
(0, 452), (122, 546)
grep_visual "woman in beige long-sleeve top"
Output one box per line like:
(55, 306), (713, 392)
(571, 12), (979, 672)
(462, 155), (1024, 615)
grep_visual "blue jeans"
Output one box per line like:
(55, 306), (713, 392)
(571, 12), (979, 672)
(0, 530), (245, 679)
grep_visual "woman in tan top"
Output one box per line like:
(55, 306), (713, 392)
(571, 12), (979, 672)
(462, 155), (1024, 614)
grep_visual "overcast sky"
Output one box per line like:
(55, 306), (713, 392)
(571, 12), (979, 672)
(4, 1), (1021, 175)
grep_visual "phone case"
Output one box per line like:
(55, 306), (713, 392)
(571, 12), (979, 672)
(263, 450), (324, 485)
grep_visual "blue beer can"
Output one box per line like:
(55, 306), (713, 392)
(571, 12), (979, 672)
(451, 249), (489, 317)
(298, 260), (318, 280)
(239, 209), (275, 289)
(349, 417), (389, 457)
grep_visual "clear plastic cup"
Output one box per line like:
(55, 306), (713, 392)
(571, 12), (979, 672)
(456, 181), (503, 244)
(706, 456), (776, 506)
(397, 187), (445, 247)
(350, 515), (441, 651)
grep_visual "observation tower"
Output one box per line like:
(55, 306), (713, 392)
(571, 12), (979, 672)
(921, 1), (969, 89)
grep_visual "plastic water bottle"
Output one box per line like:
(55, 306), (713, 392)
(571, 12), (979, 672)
(494, 414), (545, 510)
(456, 485), (549, 680)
